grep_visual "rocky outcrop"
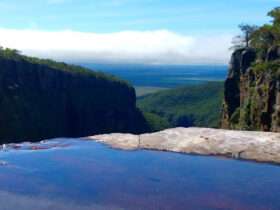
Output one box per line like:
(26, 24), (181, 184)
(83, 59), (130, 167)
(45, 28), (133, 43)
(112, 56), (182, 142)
(0, 56), (149, 143)
(221, 47), (280, 132)
(267, 45), (280, 61)
(87, 127), (280, 164)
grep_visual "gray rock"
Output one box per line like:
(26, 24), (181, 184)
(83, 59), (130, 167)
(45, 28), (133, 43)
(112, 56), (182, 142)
(267, 45), (280, 61)
(87, 127), (280, 164)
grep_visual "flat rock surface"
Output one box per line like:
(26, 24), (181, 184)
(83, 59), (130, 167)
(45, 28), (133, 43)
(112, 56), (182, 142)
(87, 127), (280, 164)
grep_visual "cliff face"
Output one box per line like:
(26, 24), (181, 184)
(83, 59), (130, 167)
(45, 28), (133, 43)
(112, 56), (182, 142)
(221, 48), (280, 132)
(0, 56), (149, 143)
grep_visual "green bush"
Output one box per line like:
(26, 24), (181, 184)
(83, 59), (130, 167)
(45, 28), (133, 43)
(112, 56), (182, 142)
(143, 112), (170, 132)
(252, 61), (280, 74)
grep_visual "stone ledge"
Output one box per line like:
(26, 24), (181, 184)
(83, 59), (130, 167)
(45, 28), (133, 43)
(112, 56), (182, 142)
(87, 127), (280, 164)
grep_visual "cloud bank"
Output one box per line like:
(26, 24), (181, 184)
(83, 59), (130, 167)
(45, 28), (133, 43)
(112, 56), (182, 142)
(0, 28), (232, 64)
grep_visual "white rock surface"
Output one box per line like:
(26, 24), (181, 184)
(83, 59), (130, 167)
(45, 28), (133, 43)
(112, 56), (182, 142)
(87, 127), (280, 164)
(92, 133), (140, 150)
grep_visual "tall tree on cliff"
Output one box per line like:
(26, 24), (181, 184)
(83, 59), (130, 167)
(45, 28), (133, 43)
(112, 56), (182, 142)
(268, 7), (280, 44)
(231, 24), (258, 49)
(268, 7), (280, 26)
(250, 7), (280, 59)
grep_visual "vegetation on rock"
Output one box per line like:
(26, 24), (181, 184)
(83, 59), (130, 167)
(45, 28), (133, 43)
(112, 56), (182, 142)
(0, 48), (149, 143)
(222, 7), (280, 132)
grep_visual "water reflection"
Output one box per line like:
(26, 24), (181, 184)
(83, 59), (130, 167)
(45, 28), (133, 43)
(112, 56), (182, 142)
(0, 138), (279, 210)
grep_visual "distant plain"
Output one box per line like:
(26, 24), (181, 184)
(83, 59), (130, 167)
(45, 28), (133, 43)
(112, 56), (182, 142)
(81, 64), (227, 96)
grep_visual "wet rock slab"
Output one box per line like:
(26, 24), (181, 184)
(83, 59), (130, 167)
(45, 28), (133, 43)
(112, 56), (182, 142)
(88, 127), (280, 164)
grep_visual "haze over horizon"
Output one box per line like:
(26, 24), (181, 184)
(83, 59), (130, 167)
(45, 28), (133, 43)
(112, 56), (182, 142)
(0, 0), (278, 65)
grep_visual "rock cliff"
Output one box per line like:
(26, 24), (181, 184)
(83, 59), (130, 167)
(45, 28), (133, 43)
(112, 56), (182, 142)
(0, 53), (149, 143)
(221, 47), (280, 132)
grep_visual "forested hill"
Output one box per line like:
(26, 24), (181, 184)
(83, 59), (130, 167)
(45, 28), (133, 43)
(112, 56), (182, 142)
(0, 48), (149, 143)
(137, 82), (224, 131)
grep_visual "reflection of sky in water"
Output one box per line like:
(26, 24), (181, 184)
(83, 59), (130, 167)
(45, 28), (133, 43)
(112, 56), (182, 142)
(0, 138), (280, 210)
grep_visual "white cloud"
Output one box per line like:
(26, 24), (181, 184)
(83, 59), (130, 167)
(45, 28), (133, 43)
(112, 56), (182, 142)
(0, 28), (232, 64)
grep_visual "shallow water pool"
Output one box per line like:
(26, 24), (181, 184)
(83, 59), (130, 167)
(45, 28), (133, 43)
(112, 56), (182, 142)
(0, 138), (279, 210)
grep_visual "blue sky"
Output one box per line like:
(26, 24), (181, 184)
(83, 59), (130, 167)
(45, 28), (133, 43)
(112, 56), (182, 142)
(0, 0), (279, 64)
(0, 0), (278, 34)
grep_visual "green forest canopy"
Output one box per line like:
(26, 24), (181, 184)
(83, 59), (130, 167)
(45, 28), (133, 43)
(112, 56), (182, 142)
(137, 82), (224, 131)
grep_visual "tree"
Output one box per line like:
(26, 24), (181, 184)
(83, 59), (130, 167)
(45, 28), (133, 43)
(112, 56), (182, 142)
(0, 48), (21, 59)
(232, 24), (258, 49)
(251, 25), (275, 47)
(268, 7), (280, 26)
(231, 7), (280, 59)
(249, 7), (280, 58)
